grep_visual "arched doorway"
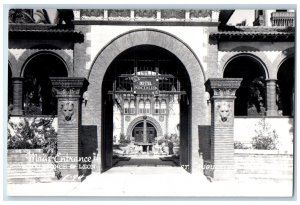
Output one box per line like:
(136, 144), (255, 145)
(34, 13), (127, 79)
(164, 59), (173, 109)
(87, 29), (206, 174)
(277, 57), (295, 116)
(22, 53), (68, 115)
(132, 122), (157, 152)
(102, 45), (191, 170)
(224, 55), (267, 116)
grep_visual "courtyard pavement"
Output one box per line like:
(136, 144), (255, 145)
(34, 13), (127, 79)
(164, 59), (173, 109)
(6, 158), (293, 198)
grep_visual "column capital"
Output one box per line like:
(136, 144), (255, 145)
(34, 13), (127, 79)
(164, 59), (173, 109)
(205, 78), (242, 99)
(50, 77), (89, 98)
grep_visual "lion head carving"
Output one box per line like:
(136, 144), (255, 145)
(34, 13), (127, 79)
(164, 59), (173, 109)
(61, 102), (74, 121)
(217, 102), (231, 122)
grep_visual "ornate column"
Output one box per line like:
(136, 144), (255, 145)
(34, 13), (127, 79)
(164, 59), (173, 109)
(11, 77), (23, 115)
(265, 79), (278, 116)
(205, 78), (242, 181)
(51, 77), (89, 180)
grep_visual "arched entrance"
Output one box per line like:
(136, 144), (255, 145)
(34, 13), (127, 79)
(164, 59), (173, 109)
(102, 45), (190, 170)
(223, 55), (267, 116)
(132, 121), (157, 152)
(22, 53), (68, 115)
(126, 116), (163, 139)
(87, 29), (206, 174)
(277, 57), (295, 116)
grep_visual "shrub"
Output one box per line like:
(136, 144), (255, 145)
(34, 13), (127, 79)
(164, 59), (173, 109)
(8, 117), (57, 150)
(252, 119), (278, 150)
(119, 133), (131, 144)
(234, 141), (249, 149)
(8, 117), (61, 179)
(157, 139), (165, 145)
(8, 118), (37, 149)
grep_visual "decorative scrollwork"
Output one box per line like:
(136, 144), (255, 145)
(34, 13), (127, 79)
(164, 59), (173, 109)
(214, 88), (235, 97)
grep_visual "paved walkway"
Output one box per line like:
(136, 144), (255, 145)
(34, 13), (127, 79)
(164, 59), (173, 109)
(6, 163), (293, 197)
(115, 157), (177, 167)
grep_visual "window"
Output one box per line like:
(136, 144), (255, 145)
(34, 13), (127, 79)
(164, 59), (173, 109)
(124, 100), (129, 114)
(154, 99), (160, 114)
(145, 99), (151, 114)
(129, 100), (135, 114)
(139, 99), (145, 114)
(160, 100), (167, 114)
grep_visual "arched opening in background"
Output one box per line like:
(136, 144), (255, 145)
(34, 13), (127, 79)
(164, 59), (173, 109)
(132, 122), (157, 152)
(224, 55), (266, 116)
(23, 53), (68, 115)
(102, 45), (191, 171)
(277, 57), (295, 116)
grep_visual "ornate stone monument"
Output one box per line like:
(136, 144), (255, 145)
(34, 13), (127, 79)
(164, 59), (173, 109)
(50, 77), (89, 180)
(205, 78), (242, 181)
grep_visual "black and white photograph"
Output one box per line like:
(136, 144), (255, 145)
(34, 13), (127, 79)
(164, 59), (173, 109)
(2, 2), (297, 202)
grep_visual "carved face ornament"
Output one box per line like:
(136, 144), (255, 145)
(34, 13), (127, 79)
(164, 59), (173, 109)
(61, 102), (74, 121)
(217, 102), (231, 122)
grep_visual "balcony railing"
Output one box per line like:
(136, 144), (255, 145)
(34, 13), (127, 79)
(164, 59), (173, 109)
(75, 9), (215, 22)
(271, 12), (295, 27)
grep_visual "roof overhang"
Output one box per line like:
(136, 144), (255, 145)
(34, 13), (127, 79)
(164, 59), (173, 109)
(210, 31), (295, 42)
(9, 24), (84, 43)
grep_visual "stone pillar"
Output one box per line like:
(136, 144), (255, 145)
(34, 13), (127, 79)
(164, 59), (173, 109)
(156, 10), (161, 21)
(73, 10), (80, 20)
(130, 10), (134, 21)
(104, 10), (108, 20)
(185, 10), (190, 21)
(11, 77), (23, 115)
(265, 79), (278, 116)
(51, 77), (89, 180)
(205, 78), (242, 181)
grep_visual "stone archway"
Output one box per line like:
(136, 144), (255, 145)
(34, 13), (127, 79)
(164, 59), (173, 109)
(220, 52), (270, 79)
(19, 50), (73, 77)
(86, 29), (206, 174)
(8, 51), (18, 77)
(126, 116), (163, 138)
(272, 47), (295, 78)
